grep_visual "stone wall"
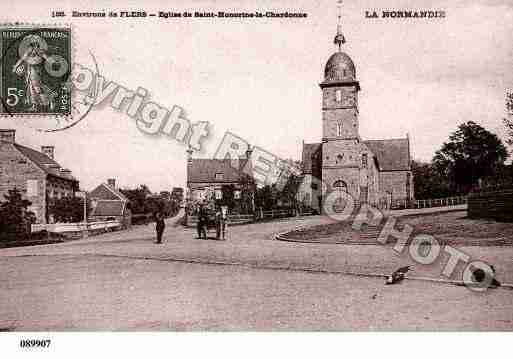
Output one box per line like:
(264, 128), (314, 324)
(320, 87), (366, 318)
(468, 190), (513, 222)
(379, 171), (412, 203)
(0, 142), (47, 223)
(322, 108), (359, 139)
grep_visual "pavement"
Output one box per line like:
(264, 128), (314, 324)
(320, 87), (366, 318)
(1, 210), (512, 330)
(384, 204), (467, 217)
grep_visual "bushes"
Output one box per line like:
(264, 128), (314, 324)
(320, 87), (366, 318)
(0, 188), (35, 241)
(48, 196), (90, 223)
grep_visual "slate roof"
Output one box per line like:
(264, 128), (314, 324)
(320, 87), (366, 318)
(364, 138), (411, 171)
(301, 139), (410, 173)
(89, 183), (128, 201)
(187, 159), (251, 183)
(301, 143), (322, 174)
(13, 143), (77, 182)
(91, 200), (126, 217)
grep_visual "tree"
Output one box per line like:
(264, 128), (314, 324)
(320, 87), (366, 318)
(170, 187), (184, 203)
(255, 185), (277, 210)
(277, 173), (302, 208)
(238, 176), (256, 214)
(48, 196), (90, 223)
(433, 121), (508, 193)
(411, 160), (451, 199)
(0, 188), (35, 240)
(144, 196), (166, 216)
(504, 90), (513, 146)
(503, 117), (513, 147)
(120, 184), (151, 214)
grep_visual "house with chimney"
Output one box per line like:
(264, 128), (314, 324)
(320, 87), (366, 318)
(186, 147), (256, 210)
(89, 178), (131, 227)
(0, 129), (79, 224)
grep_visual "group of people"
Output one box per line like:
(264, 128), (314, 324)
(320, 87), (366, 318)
(151, 204), (228, 244)
(196, 204), (227, 240)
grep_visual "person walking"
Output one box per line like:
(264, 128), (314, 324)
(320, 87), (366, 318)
(197, 204), (207, 240)
(155, 211), (165, 244)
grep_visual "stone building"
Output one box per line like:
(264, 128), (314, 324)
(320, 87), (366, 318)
(298, 21), (413, 212)
(89, 178), (131, 227)
(0, 129), (79, 223)
(186, 147), (255, 207)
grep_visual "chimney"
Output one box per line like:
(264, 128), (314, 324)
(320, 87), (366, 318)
(41, 146), (55, 160)
(0, 129), (15, 143)
(107, 178), (116, 188)
(245, 145), (253, 160)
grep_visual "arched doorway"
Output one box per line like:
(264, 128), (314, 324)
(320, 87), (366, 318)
(333, 180), (347, 192)
(332, 180), (348, 213)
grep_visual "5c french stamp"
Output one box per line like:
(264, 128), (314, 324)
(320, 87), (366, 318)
(0, 25), (72, 116)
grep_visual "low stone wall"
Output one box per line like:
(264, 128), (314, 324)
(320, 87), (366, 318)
(468, 190), (513, 222)
(186, 214), (255, 227)
(31, 220), (124, 239)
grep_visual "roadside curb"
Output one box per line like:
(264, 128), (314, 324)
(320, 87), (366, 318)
(82, 252), (513, 291)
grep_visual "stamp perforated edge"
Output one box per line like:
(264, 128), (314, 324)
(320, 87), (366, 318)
(0, 22), (75, 119)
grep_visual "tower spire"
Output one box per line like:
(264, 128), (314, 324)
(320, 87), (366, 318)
(334, 0), (346, 51)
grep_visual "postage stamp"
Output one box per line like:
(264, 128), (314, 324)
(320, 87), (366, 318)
(0, 25), (71, 116)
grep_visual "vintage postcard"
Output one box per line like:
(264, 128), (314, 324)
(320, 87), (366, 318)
(0, 0), (512, 357)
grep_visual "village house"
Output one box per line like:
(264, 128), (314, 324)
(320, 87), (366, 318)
(186, 147), (255, 211)
(0, 129), (79, 224)
(89, 178), (131, 227)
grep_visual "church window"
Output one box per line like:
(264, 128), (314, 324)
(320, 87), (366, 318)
(335, 89), (342, 102)
(333, 180), (348, 193)
(336, 123), (342, 137)
(362, 154), (368, 168)
(336, 154), (343, 164)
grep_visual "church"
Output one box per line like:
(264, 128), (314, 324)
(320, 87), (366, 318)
(298, 16), (414, 212)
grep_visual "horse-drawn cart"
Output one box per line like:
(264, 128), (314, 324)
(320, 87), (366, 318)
(196, 205), (227, 240)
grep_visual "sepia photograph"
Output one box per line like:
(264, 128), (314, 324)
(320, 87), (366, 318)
(0, 0), (512, 356)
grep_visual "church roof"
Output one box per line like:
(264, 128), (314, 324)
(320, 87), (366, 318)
(301, 139), (411, 173)
(364, 138), (411, 171)
(187, 159), (251, 183)
(301, 143), (322, 174)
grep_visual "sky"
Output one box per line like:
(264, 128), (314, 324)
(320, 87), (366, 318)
(1, 0), (512, 192)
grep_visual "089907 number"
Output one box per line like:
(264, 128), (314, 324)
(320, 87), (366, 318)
(20, 339), (51, 348)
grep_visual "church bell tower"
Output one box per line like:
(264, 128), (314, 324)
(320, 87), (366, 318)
(321, 0), (362, 199)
